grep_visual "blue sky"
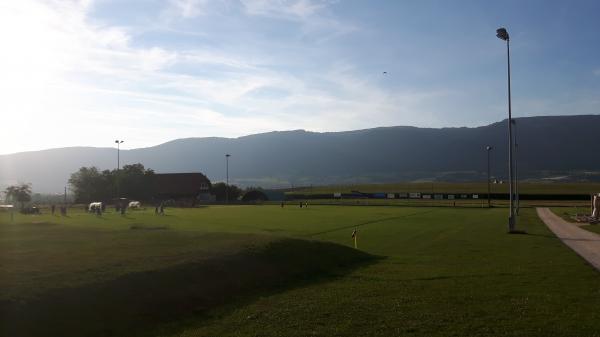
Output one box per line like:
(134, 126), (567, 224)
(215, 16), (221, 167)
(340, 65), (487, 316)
(0, 0), (598, 154)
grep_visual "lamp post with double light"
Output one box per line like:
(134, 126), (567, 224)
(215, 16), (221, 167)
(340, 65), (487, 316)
(511, 119), (520, 215)
(486, 145), (493, 208)
(115, 140), (124, 198)
(225, 154), (231, 204)
(496, 27), (516, 232)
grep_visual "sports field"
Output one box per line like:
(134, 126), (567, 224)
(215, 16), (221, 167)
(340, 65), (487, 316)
(288, 181), (600, 195)
(1, 205), (600, 336)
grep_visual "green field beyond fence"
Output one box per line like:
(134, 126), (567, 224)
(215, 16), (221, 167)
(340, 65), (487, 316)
(287, 182), (600, 195)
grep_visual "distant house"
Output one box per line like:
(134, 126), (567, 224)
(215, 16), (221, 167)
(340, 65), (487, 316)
(152, 173), (211, 205)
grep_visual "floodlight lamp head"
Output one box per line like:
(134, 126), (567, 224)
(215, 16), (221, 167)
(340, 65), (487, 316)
(486, 146), (493, 151)
(496, 28), (509, 41)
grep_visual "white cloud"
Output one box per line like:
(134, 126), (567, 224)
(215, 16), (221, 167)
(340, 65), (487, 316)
(0, 0), (460, 155)
(138, 47), (178, 71)
(169, 0), (210, 18)
(594, 68), (600, 76)
(241, 0), (330, 19)
(238, 0), (355, 40)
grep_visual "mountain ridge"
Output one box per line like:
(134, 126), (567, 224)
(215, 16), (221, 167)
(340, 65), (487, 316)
(1, 114), (599, 193)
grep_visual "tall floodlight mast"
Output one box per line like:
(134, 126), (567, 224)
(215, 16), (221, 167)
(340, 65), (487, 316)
(496, 27), (516, 232)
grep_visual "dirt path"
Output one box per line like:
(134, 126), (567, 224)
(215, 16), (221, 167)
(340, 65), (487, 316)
(537, 207), (600, 271)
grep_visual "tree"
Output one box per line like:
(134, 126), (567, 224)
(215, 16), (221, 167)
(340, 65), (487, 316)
(69, 167), (114, 203)
(211, 182), (242, 202)
(4, 183), (32, 210)
(69, 163), (156, 202)
(119, 164), (155, 200)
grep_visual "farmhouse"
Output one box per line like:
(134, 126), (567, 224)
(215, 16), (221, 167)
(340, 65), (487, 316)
(152, 173), (211, 205)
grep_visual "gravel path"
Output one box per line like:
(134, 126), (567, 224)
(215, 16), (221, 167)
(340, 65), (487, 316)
(537, 207), (600, 271)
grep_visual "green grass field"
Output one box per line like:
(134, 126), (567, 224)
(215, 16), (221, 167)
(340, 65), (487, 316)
(580, 224), (600, 235)
(2, 205), (600, 336)
(282, 198), (590, 208)
(288, 181), (600, 195)
(549, 207), (600, 236)
(550, 206), (591, 222)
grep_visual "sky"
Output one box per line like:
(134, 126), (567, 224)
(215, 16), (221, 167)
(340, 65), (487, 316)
(0, 0), (599, 154)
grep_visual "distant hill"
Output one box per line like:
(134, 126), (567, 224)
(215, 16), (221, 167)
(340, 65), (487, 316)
(1, 115), (599, 193)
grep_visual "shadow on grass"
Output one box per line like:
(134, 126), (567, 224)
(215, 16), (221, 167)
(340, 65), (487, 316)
(0, 237), (379, 337)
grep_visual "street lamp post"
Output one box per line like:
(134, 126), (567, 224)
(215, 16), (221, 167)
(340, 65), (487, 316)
(115, 140), (124, 170)
(512, 119), (520, 215)
(225, 154), (231, 204)
(115, 140), (124, 198)
(486, 146), (493, 208)
(496, 27), (516, 232)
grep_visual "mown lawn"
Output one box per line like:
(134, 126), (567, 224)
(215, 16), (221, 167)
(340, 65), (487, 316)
(550, 206), (591, 222)
(580, 224), (600, 235)
(159, 207), (600, 337)
(289, 181), (600, 195)
(1, 205), (600, 336)
(550, 207), (600, 236)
